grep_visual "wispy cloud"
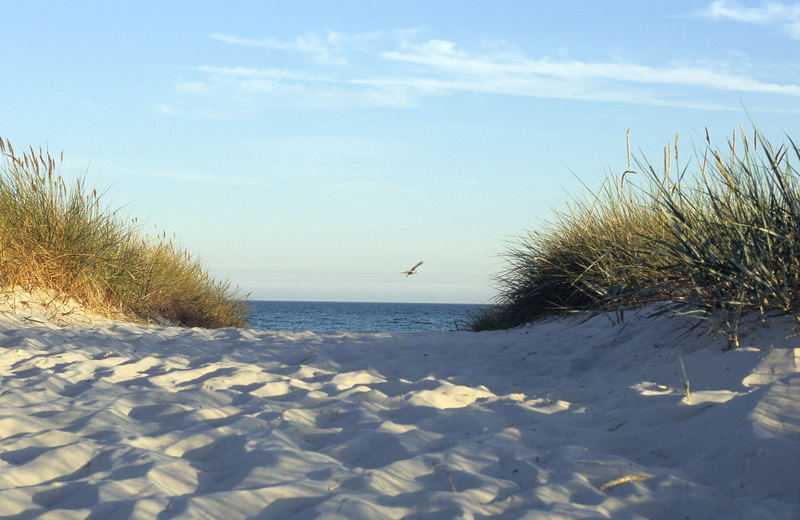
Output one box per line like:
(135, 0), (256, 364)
(211, 31), (385, 66)
(702, 1), (800, 39)
(166, 29), (799, 114)
(174, 65), (414, 111)
(382, 39), (800, 96)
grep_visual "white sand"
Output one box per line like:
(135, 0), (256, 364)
(0, 298), (798, 519)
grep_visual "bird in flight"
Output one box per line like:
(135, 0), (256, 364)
(402, 261), (423, 277)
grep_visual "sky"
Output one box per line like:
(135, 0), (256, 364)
(2, 1), (798, 304)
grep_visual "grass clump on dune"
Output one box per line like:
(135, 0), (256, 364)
(0, 136), (248, 328)
(473, 126), (800, 345)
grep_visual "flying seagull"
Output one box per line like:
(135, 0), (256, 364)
(402, 261), (423, 277)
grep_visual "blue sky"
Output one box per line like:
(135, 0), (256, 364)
(2, 1), (798, 303)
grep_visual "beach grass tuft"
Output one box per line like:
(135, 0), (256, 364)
(0, 136), (248, 328)
(473, 125), (800, 343)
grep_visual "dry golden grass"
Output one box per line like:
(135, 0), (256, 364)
(473, 125), (800, 344)
(0, 137), (247, 328)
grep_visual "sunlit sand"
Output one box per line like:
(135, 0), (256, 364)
(0, 292), (797, 518)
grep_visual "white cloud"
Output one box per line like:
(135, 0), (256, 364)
(197, 66), (332, 83)
(211, 31), (383, 66)
(175, 80), (213, 95)
(383, 41), (800, 96)
(172, 65), (414, 111)
(168, 30), (799, 114)
(210, 33), (281, 48)
(702, 1), (800, 38)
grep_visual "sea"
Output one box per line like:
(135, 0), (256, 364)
(245, 301), (486, 333)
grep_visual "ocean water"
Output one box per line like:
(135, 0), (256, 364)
(245, 301), (485, 333)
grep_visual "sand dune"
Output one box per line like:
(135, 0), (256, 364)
(0, 299), (797, 519)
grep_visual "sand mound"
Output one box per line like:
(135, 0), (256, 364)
(0, 306), (797, 518)
(0, 288), (133, 328)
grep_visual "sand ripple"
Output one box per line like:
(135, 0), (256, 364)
(0, 308), (798, 519)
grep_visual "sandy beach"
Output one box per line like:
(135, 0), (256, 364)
(0, 297), (798, 519)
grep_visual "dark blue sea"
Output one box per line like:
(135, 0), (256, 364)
(245, 301), (484, 333)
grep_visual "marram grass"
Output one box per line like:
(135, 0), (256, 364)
(0, 137), (247, 328)
(473, 126), (800, 346)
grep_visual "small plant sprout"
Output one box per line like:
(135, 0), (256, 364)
(431, 462), (458, 493)
(676, 354), (691, 404)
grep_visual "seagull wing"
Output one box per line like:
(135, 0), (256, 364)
(401, 261), (424, 276)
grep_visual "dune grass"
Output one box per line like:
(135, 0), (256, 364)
(0, 137), (248, 328)
(473, 126), (800, 346)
